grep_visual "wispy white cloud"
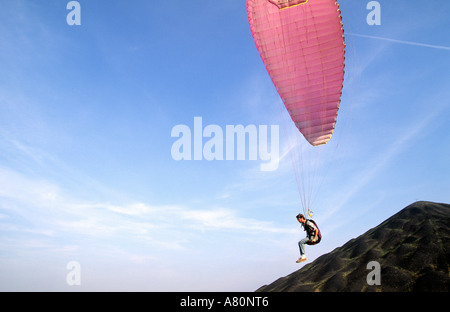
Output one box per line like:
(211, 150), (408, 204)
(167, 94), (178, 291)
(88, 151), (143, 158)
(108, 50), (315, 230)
(348, 33), (450, 51)
(319, 108), (441, 224)
(0, 151), (295, 259)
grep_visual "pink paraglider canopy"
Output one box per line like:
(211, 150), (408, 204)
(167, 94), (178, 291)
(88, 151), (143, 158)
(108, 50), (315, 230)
(247, 0), (345, 146)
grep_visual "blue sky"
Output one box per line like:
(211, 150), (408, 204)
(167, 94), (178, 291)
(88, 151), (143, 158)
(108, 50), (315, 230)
(0, 0), (449, 291)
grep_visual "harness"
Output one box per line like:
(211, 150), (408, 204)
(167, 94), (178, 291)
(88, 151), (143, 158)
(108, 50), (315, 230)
(304, 219), (322, 245)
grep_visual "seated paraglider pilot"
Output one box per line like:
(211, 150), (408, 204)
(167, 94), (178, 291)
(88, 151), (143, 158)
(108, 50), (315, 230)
(296, 213), (321, 263)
